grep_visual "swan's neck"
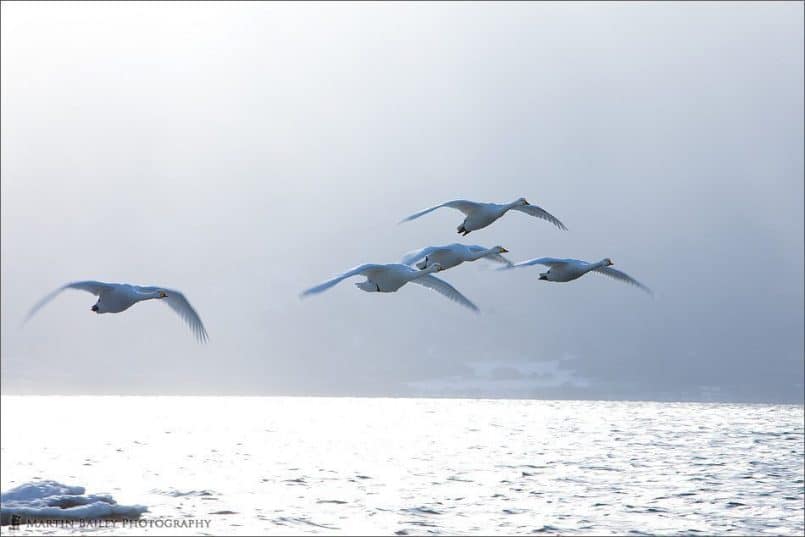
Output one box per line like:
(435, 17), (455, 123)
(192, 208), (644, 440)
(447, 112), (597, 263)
(588, 259), (609, 272)
(501, 200), (520, 214)
(468, 248), (497, 261)
(138, 290), (164, 301)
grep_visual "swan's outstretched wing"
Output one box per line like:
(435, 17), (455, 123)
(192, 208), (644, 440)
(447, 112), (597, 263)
(399, 200), (481, 223)
(592, 267), (653, 295)
(401, 246), (441, 266)
(136, 286), (209, 342)
(410, 275), (479, 312)
(503, 257), (573, 270)
(467, 245), (513, 266)
(301, 264), (385, 297)
(510, 204), (567, 230)
(25, 281), (112, 323)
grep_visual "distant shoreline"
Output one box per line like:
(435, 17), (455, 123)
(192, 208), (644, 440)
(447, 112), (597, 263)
(1, 393), (802, 406)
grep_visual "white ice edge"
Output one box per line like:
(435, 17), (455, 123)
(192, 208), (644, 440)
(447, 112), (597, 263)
(1, 480), (147, 525)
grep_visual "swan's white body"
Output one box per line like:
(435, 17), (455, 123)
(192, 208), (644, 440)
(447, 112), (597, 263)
(400, 197), (566, 235)
(506, 257), (652, 295)
(26, 281), (209, 342)
(401, 244), (512, 271)
(301, 263), (478, 311)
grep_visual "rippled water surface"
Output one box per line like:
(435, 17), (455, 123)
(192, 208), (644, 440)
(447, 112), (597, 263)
(1, 396), (803, 535)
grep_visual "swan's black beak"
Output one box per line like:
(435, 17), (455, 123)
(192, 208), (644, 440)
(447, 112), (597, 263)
(91, 305), (98, 312)
(539, 275), (548, 281)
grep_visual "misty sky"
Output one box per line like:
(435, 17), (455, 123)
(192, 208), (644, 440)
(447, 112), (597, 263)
(1, 2), (802, 402)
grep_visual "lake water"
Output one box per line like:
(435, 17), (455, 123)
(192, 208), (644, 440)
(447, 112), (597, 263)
(1, 396), (802, 535)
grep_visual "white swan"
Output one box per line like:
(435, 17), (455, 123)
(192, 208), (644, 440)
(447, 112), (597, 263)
(400, 197), (566, 235)
(505, 257), (652, 295)
(300, 263), (479, 311)
(26, 281), (209, 342)
(401, 243), (512, 271)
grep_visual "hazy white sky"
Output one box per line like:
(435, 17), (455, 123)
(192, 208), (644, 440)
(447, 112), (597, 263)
(2, 1), (802, 402)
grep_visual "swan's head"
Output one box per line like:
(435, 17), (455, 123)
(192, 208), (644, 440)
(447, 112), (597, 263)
(539, 273), (549, 281)
(159, 291), (168, 298)
(494, 246), (509, 253)
(516, 197), (530, 206)
(91, 304), (99, 313)
(603, 258), (614, 266)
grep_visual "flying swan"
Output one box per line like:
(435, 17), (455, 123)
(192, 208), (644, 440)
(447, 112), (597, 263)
(504, 258), (652, 295)
(400, 197), (566, 235)
(25, 281), (209, 342)
(300, 263), (479, 311)
(401, 243), (512, 271)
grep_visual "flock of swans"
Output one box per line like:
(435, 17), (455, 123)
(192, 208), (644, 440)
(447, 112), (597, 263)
(301, 196), (652, 311)
(24, 196), (651, 342)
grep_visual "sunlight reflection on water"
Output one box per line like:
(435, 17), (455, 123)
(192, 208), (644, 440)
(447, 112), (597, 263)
(1, 396), (803, 535)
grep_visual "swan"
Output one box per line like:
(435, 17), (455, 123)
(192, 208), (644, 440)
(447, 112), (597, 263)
(504, 257), (652, 295)
(401, 243), (512, 271)
(400, 197), (566, 235)
(25, 281), (209, 342)
(300, 263), (479, 311)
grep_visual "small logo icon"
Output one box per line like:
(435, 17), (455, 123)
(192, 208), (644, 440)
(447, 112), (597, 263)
(9, 514), (22, 529)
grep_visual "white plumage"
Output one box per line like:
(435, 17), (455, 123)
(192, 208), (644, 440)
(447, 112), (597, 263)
(400, 197), (566, 235)
(26, 281), (209, 342)
(301, 263), (479, 312)
(401, 243), (512, 272)
(504, 257), (652, 295)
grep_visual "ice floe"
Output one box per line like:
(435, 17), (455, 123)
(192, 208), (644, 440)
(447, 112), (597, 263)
(0, 480), (147, 525)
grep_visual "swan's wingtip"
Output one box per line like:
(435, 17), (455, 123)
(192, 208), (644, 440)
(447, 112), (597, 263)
(22, 308), (37, 324)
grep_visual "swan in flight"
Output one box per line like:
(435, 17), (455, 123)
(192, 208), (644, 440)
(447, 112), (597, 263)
(26, 281), (209, 342)
(400, 197), (566, 235)
(401, 243), (512, 272)
(300, 263), (479, 311)
(505, 257), (652, 295)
